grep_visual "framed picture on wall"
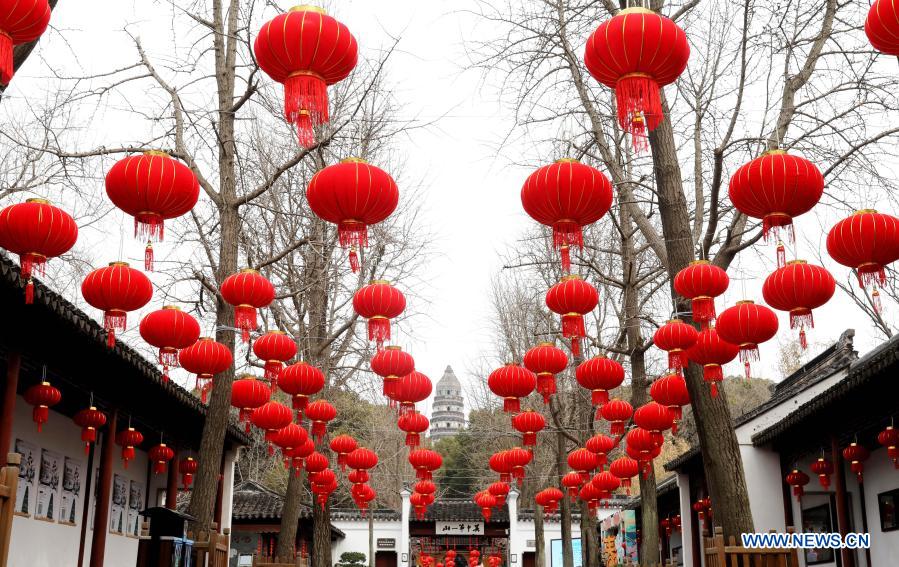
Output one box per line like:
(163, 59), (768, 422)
(801, 503), (836, 565)
(878, 488), (899, 532)
(35, 449), (61, 522)
(13, 439), (37, 517)
(110, 474), (127, 535)
(59, 456), (83, 526)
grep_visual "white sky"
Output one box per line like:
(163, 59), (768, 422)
(3, 0), (895, 414)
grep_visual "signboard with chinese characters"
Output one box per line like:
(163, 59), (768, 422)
(377, 538), (396, 549)
(436, 521), (485, 535)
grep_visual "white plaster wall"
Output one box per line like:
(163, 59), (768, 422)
(859, 446), (899, 567)
(676, 473), (694, 567)
(740, 445), (787, 533)
(518, 511), (597, 567)
(331, 519), (403, 562)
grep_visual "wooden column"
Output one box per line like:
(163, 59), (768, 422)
(89, 410), (117, 567)
(165, 454), (179, 510)
(77, 441), (97, 566)
(831, 436), (855, 567)
(0, 353), (22, 459)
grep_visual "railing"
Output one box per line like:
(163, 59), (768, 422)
(252, 554), (305, 567)
(191, 528), (231, 567)
(704, 527), (800, 567)
(0, 453), (21, 567)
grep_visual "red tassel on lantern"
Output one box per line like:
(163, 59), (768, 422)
(776, 241), (786, 269)
(145, 242), (154, 271)
(560, 244), (571, 273)
(25, 279), (34, 304)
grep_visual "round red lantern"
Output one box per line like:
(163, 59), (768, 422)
(827, 209), (899, 311)
(488, 363), (537, 414)
(307, 159), (399, 272)
(178, 337), (233, 395)
(104, 151), (200, 270)
(523, 342), (568, 404)
(866, 0), (899, 55)
(625, 427), (661, 470)
(512, 409), (546, 448)
(149, 443), (175, 475)
(0, 0), (51, 84)
(842, 443), (870, 483)
(762, 261), (835, 349)
(305, 399), (337, 442)
(329, 434), (357, 470)
(520, 159), (613, 271)
(729, 150), (823, 249)
(878, 426), (899, 469)
(487, 481), (510, 507)
(545, 275), (598, 356)
(346, 447), (378, 472)
(253, 6), (357, 146)
(73, 406), (106, 454)
(179, 456), (198, 489)
(568, 448), (599, 483)
(585, 433), (616, 470)
(272, 423), (308, 455)
(473, 491), (497, 522)
(575, 356), (624, 409)
(397, 411), (430, 447)
(394, 371), (432, 415)
(583, 8), (690, 149)
(82, 262), (153, 348)
(371, 346), (415, 401)
(139, 306), (201, 381)
(352, 281), (406, 348)
(230, 375), (272, 432)
(535, 487), (564, 516)
(609, 457), (641, 495)
(673, 260), (729, 326)
(220, 269), (275, 342)
(687, 327), (740, 397)
(785, 469), (810, 501)
(253, 331), (297, 384)
(715, 300), (779, 378)
(116, 427), (144, 469)
(0, 198), (78, 303)
(634, 402), (674, 436)
(408, 448), (442, 481)
(653, 319), (698, 370)
(600, 398), (633, 436)
(352, 483), (377, 514)
(304, 452), (330, 475)
(250, 401), (293, 452)
(410, 491), (430, 520)
(561, 471), (583, 499)
(591, 470), (621, 499)
(23, 381), (60, 432)
(649, 373), (690, 433)
(810, 457), (834, 490)
(506, 447), (532, 486)
(278, 362), (325, 416)
(347, 470), (369, 485)
(489, 451), (513, 484)
(578, 482), (603, 514)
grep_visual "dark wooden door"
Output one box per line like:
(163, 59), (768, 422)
(522, 551), (536, 567)
(376, 551), (398, 567)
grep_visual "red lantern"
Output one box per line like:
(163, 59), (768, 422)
(304, 452), (330, 475)
(371, 346), (415, 401)
(827, 209), (899, 311)
(149, 443), (175, 475)
(878, 426), (899, 469)
(634, 402), (674, 435)
(561, 472), (583, 499)
(277, 362), (325, 416)
(82, 262), (153, 348)
(810, 457), (834, 490)
(625, 427), (661, 472)
(352, 281), (406, 347)
(867, 0), (899, 55)
(252, 331), (297, 385)
(473, 491), (497, 522)
(329, 434), (357, 470)
(729, 151), (824, 254)
(785, 469), (810, 501)
(410, 491), (430, 520)
(673, 260), (729, 327)
(575, 356), (624, 409)
(0, 198), (78, 303)
(762, 261), (835, 349)
(585, 433), (616, 471)
(600, 399), (633, 436)
(583, 8), (690, 150)
(715, 300), (779, 379)
(535, 487), (564, 516)
(105, 152), (200, 270)
(73, 406), (106, 454)
(305, 399), (337, 442)
(408, 448), (442, 481)
(545, 275), (598, 356)
(489, 451), (513, 484)
(139, 306), (201, 381)
(568, 448), (599, 483)
(116, 427), (143, 469)
(394, 371), (432, 415)
(230, 376), (272, 432)
(649, 374), (690, 433)
(272, 424), (308, 455)
(523, 342), (568, 404)
(653, 320), (698, 370)
(352, 483), (377, 514)
(591, 471), (621, 499)
(347, 447), (378, 473)
(253, 6), (357, 146)
(488, 363), (537, 414)
(520, 159), (613, 271)
(512, 410), (546, 448)
(179, 456), (198, 489)
(347, 470), (369, 485)
(0, 0), (51, 84)
(307, 159), (399, 272)
(687, 327), (740, 397)
(397, 411), (430, 447)
(23, 381), (60, 432)
(842, 443), (870, 483)
(220, 269), (275, 343)
(578, 482), (602, 514)
(251, 401), (294, 454)
(609, 457), (640, 495)
(487, 481), (510, 507)
(506, 446), (533, 486)
(178, 337), (233, 399)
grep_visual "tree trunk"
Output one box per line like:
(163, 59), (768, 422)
(578, 500), (600, 567)
(369, 508), (375, 567)
(534, 506), (546, 567)
(649, 93), (754, 538)
(554, 428), (574, 567)
(313, 500), (332, 567)
(276, 469), (306, 560)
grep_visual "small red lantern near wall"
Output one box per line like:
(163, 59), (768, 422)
(149, 443), (175, 475)
(116, 427), (144, 469)
(878, 426), (899, 469)
(74, 406), (107, 454)
(179, 456), (198, 489)
(811, 457), (834, 490)
(843, 443), (870, 483)
(786, 469), (810, 501)
(24, 381), (61, 432)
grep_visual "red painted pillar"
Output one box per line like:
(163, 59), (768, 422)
(90, 410), (118, 567)
(831, 435), (856, 567)
(0, 352), (21, 458)
(165, 454), (180, 510)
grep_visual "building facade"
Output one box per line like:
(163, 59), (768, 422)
(430, 366), (466, 441)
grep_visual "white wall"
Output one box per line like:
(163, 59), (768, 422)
(740, 445), (787, 533)
(518, 512), (599, 567)
(331, 518), (403, 563)
(859, 446), (899, 567)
